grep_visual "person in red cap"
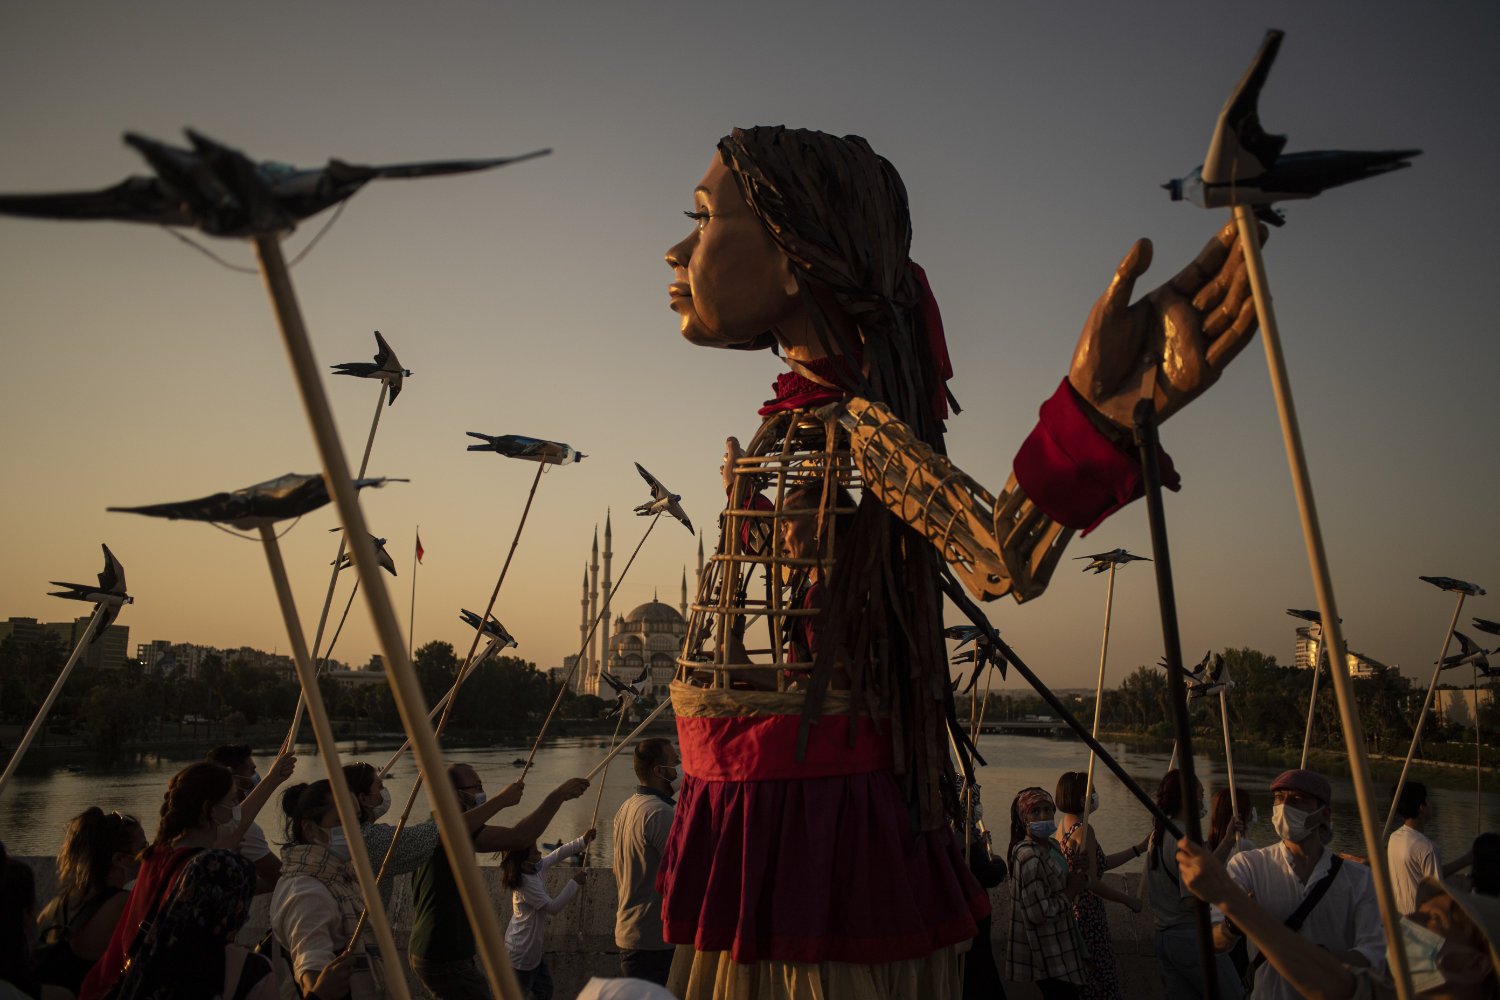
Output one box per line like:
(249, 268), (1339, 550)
(1209, 769), (1385, 1000)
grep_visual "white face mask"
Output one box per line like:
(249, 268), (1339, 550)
(471, 791), (487, 807)
(1248, 807), (1259, 827)
(218, 801), (242, 834)
(1088, 790), (1100, 814)
(657, 765), (682, 795)
(1271, 801), (1326, 843)
(325, 827), (351, 861)
(246, 770), (262, 789)
(370, 787), (392, 820)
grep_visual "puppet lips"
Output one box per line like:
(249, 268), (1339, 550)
(668, 281), (691, 300)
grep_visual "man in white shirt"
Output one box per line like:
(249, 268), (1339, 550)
(1212, 769), (1386, 1000)
(611, 738), (679, 986)
(1388, 780), (1473, 915)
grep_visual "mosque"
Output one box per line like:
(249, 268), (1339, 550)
(572, 511), (704, 701)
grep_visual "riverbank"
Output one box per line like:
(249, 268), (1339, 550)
(1095, 728), (1500, 793)
(0, 715), (676, 771)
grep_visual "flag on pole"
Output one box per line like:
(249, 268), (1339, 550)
(416, 533), (425, 564)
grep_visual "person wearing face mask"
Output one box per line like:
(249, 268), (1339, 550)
(1390, 782), (1475, 916)
(34, 807), (146, 995)
(208, 744), (288, 893)
(342, 761), (516, 902)
(1052, 772), (1142, 1000)
(1144, 770), (1242, 999)
(1005, 787), (1088, 998)
(409, 764), (589, 1000)
(1179, 835), (1500, 999)
(271, 780), (376, 1000)
(78, 760), (264, 999)
(1210, 769), (1385, 1000)
(611, 739), (680, 986)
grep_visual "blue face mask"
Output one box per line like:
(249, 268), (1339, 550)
(1399, 916), (1446, 993)
(1029, 819), (1057, 839)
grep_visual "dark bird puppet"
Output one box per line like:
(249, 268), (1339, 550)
(466, 433), (586, 466)
(459, 608), (518, 650)
(1286, 608), (1342, 625)
(331, 331), (411, 405)
(49, 544), (133, 643)
(332, 533), (397, 577)
(599, 664), (657, 716)
(633, 463), (693, 534)
(1473, 618), (1500, 638)
(1074, 549), (1150, 574)
(109, 473), (402, 531)
(1420, 576), (1487, 597)
(1164, 30), (1420, 224)
(0, 130), (550, 238)
(1441, 632), (1494, 677)
(1159, 651), (1231, 699)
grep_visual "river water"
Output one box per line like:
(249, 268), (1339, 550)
(3, 732), (1495, 870)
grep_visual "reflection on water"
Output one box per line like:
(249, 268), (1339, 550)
(4, 733), (1495, 873)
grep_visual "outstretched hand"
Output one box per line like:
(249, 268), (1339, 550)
(1070, 221), (1265, 430)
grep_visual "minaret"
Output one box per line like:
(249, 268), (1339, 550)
(589, 526), (600, 693)
(680, 566), (688, 621)
(696, 532), (705, 589)
(578, 566), (589, 693)
(600, 510), (613, 682)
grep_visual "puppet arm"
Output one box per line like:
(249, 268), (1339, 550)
(837, 377), (1181, 603)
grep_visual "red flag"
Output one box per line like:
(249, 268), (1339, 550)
(415, 532), (425, 564)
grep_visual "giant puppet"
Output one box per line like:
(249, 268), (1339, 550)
(657, 126), (1261, 998)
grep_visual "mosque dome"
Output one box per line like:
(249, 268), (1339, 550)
(625, 600), (684, 625)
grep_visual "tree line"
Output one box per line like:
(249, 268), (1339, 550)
(968, 647), (1499, 769)
(0, 633), (608, 758)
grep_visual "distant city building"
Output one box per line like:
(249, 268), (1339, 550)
(0, 615), (128, 670)
(325, 668), (387, 688)
(1293, 626), (1389, 679)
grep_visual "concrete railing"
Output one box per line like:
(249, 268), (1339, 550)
(19, 857), (1169, 998)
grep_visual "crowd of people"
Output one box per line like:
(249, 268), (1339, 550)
(1, 741), (1496, 999)
(0, 741), (681, 1000)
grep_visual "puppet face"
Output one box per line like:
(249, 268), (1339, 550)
(666, 156), (799, 347)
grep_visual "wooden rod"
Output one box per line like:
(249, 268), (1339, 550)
(0, 603), (110, 798)
(259, 526), (410, 1000)
(1232, 202), (1414, 1000)
(253, 234), (522, 1000)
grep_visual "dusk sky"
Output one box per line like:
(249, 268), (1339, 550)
(2, 2), (1496, 696)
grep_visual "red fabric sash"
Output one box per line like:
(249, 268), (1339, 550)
(678, 712), (893, 782)
(1013, 378), (1179, 534)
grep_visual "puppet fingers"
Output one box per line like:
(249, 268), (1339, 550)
(1205, 297), (1259, 370)
(1102, 238), (1154, 320)
(1167, 221), (1239, 298)
(1201, 265), (1251, 340)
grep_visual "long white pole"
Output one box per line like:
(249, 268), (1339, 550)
(0, 603), (110, 798)
(1081, 561), (1117, 834)
(1232, 203), (1413, 1000)
(1299, 632), (1324, 769)
(253, 234), (523, 1000)
(1385, 592), (1467, 832)
(408, 525), (419, 663)
(283, 383), (388, 753)
(1218, 687), (1240, 841)
(259, 527), (410, 1000)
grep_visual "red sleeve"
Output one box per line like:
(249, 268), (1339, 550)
(1012, 379), (1179, 535)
